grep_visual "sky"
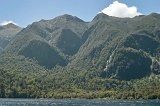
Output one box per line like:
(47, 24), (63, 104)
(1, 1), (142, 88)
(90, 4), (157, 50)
(0, 0), (160, 27)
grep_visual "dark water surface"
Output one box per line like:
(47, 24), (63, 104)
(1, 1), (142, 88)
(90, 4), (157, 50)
(0, 99), (160, 106)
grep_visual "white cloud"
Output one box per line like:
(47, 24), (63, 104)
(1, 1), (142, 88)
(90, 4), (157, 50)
(101, 1), (142, 18)
(0, 20), (18, 26)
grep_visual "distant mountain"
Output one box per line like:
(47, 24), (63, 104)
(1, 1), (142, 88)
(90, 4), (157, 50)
(0, 23), (22, 39)
(0, 23), (21, 53)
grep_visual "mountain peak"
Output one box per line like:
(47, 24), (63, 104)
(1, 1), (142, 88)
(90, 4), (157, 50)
(0, 23), (22, 38)
(54, 14), (85, 23)
(92, 13), (110, 23)
(2, 23), (20, 29)
(149, 12), (160, 18)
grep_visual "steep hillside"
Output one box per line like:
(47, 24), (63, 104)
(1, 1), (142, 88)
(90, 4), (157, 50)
(18, 40), (66, 69)
(69, 13), (160, 80)
(5, 14), (88, 68)
(3, 13), (160, 77)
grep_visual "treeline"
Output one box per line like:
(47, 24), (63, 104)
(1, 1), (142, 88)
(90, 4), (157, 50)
(0, 66), (160, 99)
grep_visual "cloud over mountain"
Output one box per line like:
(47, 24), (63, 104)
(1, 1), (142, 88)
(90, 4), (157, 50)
(0, 20), (18, 26)
(101, 1), (142, 18)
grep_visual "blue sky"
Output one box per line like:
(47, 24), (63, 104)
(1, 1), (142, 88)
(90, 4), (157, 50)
(0, 0), (160, 27)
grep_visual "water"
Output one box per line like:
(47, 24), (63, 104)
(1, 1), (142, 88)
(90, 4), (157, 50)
(0, 99), (160, 106)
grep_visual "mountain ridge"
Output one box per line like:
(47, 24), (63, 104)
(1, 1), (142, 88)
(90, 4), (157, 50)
(2, 13), (160, 79)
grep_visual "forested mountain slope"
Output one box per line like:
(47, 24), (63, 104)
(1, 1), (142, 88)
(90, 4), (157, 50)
(0, 13), (160, 99)
(69, 13), (160, 80)
(5, 14), (88, 68)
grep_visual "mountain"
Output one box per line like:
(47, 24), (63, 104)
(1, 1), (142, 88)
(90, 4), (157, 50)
(68, 13), (160, 80)
(5, 14), (88, 68)
(3, 13), (160, 78)
(0, 13), (160, 99)
(0, 23), (22, 53)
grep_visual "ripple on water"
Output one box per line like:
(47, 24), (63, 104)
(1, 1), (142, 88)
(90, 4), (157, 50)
(0, 99), (160, 106)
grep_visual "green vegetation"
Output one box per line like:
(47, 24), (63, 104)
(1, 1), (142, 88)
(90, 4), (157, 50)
(0, 59), (160, 99)
(19, 40), (66, 69)
(105, 48), (152, 80)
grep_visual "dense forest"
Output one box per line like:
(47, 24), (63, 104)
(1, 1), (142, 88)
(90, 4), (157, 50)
(0, 60), (160, 99)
